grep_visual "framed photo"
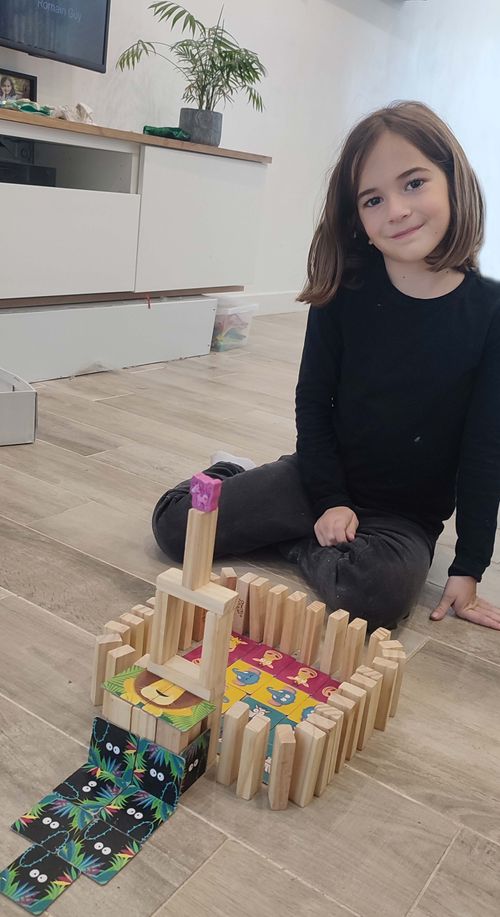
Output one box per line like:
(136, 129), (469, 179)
(0, 68), (37, 103)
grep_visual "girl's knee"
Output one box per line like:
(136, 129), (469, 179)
(152, 493), (189, 561)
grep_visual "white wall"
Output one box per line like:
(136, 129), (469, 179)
(1, 0), (498, 310)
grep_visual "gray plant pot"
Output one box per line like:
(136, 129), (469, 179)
(179, 108), (223, 147)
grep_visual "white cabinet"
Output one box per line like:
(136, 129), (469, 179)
(1, 183), (140, 298)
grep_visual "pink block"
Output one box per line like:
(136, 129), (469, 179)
(308, 679), (341, 703)
(190, 472), (222, 512)
(278, 660), (329, 695)
(227, 633), (260, 665)
(239, 643), (294, 676)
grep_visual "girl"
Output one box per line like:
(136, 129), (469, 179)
(0, 76), (17, 101)
(152, 101), (500, 632)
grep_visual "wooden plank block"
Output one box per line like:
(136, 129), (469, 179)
(233, 572), (258, 634)
(103, 619), (131, 645)
(90, 633), (122, 706)
(314, 704), (344, 782)
(365, 627), (391, 665)
(263, 584), (288, 648)
(119, 613), (145, 656)
(131, 604), (156, 651)
(149, 591), (184, 665)
(339, 617), (367, 681)
(288, 720), (326, 808)
(267, 723), (295, 810)
(381, 649), (406, 717)
(378, 639), (404, 653)
(319, 608), (348, 675)
(178, 601), (196, 651)
(280, 590), (307, 655)
(102, 691), (132, 730)
(298, 600), (325, 666)
(217, 700), (249, 786)
(104, 644), (138, 681)
(308, 712), (338, 797)
(248, 577), (270, 642)
(350, 671), (382, 750)
(148, 654), (211, 701)
(236, 715), (271, 800)
(131, 706), (157, 741)
(371, 656), (398, 730)
(157, 566), (238, 617)
(192, 605), (206, 643)
(155, 718), (189, 754)
(220, 567), (237, 590)
(199, 608), (234, 694)
(182, 506), (218, 590)
(146, 596), (156, 609)
(337, 682), (366, 760)
(326, 693), (356, 773)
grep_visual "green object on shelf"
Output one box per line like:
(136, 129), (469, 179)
(143, 125), (191, 141)
(0, 99), (52, 116)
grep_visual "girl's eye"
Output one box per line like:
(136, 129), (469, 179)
(407, 177), (425, 190)
(364, 196), (382, 208)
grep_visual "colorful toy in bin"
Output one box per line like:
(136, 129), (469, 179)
(211, 303), (259, 351)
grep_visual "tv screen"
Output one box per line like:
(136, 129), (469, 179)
(0, 0), (111, 73)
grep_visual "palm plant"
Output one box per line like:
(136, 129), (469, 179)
(117, 2), (266, 113)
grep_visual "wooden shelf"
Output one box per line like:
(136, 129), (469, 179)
(0, 108), (272, 165)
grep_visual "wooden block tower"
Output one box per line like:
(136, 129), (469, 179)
(146, 472), (238, 766)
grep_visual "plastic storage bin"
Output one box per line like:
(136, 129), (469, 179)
(0, 367), (37, 445)
(211, 302), (259, 352)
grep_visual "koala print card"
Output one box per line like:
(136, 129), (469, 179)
(56, 819), (141, 885)
(88, 717), (138, 788)
(12, 793), (95, 852)
(53, 766), (122, 807)
(99, 787), (173, 843)
(0, 845), (79, 915)
(133, 739), (185, 804)
(180, 729), (210, 795)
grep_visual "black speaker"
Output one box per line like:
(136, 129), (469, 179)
(0, 161), (56, 187)
(0, 136), (35, 164)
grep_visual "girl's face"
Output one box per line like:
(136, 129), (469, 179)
(357, 131), (451, 269)
(3, 79), (14, 96)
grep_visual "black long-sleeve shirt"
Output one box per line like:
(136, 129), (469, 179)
(295, 261), (500, 582)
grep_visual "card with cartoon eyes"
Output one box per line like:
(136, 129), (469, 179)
(0, 844), (80, 914)
(285, 696), (319, 724)
(239, 695), (287, 730)
(56, 820), (141, 885)
(277, 660), (330, 693)
(225, 633), (260, 665)
(98, 787), (173, 843)
(180, 729), (210, 795)
(225, 662), (273, 695)
(53, 766), (122, 806)
(89, 717), (138, 788)
(238, 644), (294, 676)
(102, 669), (216, 731)
(12, 793), (95, 852)
(132, 739), (185, 804)
(251, 681), (308, 713)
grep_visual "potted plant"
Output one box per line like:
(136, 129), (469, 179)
(117, 2), (266, 147)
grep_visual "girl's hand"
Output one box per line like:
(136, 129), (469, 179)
(314, 506), (359, 547)
(430, 575), (500, 629)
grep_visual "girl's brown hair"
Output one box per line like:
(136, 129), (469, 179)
(298, 101), (485, 306)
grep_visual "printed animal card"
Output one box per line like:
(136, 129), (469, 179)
(89, 717), (138, 788)
(226, 633), (260, 665)
(278, 660), (329, 694)
(262, 728), (276, 786)
(0, 845), (79, 915)
(240, 696), (286, 730)
(307, 678), (341, 703)
(103, 668), (215, 731)
(99, 787), (173, 843)
(252, 681), (308, 714)
(53, 767), (122, 807)
(285, 697), (319, 724)
(12, 794), (95, 852)
(132, 739), (185, 805)
(56, 820), (141, 885)
(238, 644), (294, 676)
(221, 684), (246, 714)
(183, 645), (202, 662)
(225, 662), (273, 695)
(180, 729), (210, 795)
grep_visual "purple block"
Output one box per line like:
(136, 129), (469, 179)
(190, 473), (222, 512)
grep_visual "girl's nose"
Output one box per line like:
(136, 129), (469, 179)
(387, 195), (412, 222)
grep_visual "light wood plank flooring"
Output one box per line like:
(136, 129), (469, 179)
(0, 313), (499, 916)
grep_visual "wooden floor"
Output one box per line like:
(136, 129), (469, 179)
(0, 312), (499, 916)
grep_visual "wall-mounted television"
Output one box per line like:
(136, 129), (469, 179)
(0, 0), (111, 74)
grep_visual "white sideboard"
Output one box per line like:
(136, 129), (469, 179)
(0, 111), (271, 380)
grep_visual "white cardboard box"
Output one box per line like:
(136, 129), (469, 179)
(0, 368), (37, 445)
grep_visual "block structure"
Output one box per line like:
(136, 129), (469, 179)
(146, 473), (238, 766)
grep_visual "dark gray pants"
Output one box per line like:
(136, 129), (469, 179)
(152, 454), (435, 632)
